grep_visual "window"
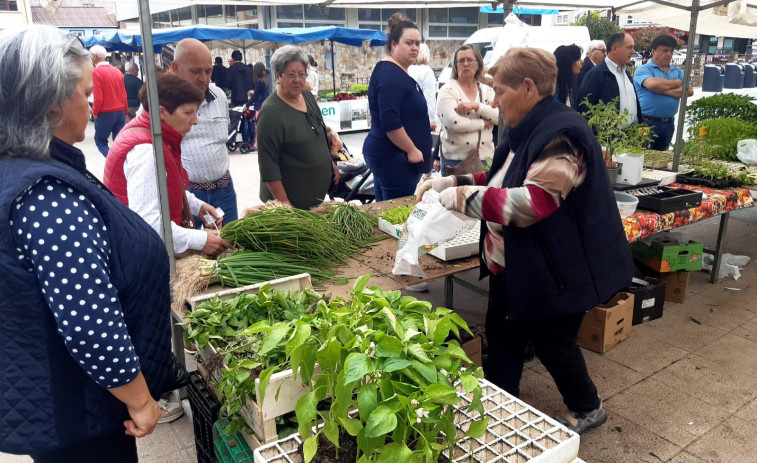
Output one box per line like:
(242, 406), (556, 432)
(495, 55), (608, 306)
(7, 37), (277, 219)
(428, 8), (478, 39)
(152, 11), (170, 29)
(357, 8), (417, 30)
(175, 6), (192, 27)
(626, 15), (651, 25)
(204, 5), (224, 25)
(275, 5), (345, 28)
(225, 5), (237, 24)
(0, 1), (18, 11)
(70, 30), (85, 37)
(556, 13), (569, 25)
(626, 15), (633, 24)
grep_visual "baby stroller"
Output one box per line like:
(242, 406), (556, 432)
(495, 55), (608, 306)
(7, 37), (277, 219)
(226, 107), (254, 154)
(328, 143), (375, 204)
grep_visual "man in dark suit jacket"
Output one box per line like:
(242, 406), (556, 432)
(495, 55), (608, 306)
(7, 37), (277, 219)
(572, 40), (606, 103)
(212, 57), (228, 91)
(575, 32), (642, 125)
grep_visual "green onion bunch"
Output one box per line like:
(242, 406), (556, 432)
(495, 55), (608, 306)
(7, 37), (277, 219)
(322, 202), (377, 243)
(201, 251), (335, 288)
(220, 207), (357, 267)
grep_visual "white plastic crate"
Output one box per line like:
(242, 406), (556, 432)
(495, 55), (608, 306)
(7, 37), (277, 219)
(377, 217), (404, 238)
(253, 378), (579, 463)
(428, 222), (481, 261)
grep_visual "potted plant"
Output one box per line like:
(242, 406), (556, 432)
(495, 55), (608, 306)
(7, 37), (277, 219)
(581, 97), (654, 184)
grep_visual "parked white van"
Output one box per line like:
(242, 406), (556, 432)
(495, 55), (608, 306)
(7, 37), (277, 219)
(437, 15), (591, 89)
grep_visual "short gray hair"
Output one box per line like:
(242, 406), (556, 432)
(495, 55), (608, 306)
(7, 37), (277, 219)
(588, 40), (606, 53)
(0, 25), (91, 159)
(270, 45), (308, 77)
(416, 43), (431, 65)
(90, 44), (107, 60)
(125, 61), (138, 73)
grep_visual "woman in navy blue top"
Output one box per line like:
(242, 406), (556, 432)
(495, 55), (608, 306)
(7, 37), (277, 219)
(363, 13), (432, 201)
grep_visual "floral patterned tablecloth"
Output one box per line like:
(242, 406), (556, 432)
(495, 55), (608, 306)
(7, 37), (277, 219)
(622, 184), (754, 243)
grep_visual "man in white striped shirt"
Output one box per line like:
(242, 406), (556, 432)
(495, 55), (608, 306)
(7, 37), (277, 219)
(171, 38), (238, 224)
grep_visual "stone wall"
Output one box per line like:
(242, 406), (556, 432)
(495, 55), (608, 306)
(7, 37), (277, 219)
(210, 39), (465, 94)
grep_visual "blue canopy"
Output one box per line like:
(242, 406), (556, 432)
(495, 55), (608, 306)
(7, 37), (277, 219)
(82, 25), (386, 52)
(266, 26), (387, 47)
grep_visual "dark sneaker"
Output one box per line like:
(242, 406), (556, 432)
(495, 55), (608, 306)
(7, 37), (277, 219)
(556, 406), (607, 434)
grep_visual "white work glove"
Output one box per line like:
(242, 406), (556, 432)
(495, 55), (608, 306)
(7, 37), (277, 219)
(439, 187), (458, 211)
(414, 176), (457, 201)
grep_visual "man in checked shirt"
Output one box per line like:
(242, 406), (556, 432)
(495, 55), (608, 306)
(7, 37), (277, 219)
(170, 38), (238, 225)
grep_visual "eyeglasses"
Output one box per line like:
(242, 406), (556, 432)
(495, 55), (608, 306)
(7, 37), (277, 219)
(281, 72), (308, 81)
(595, 48), (607, 54)
(457, 58), (476, 65)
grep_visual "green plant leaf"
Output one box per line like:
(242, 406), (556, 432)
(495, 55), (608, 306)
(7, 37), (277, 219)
(365, 405), (398, 438)
(461, 374), (479, 394)
(257, 367), (274, 407)
(260, 322), (290, 356)
(358, 384), (378, 418)
(465, 417), (489, 439)
(303, 434), (318, 463)
(407, 343), (431, 363)
(353, 274), (372, 293)
(376, 442), (412, 463)
(357, 427), (385, 456)
(376, 335), (404, 358)
(235, 369), (250, 383)
(285, 321), (311, 357)
(296, 391), (317, 438)
(333, 277), (349, 286)
(422, 383), (459, 405)
(411, 360), (437, 384)
(323, 419), (340, 447)
(340, 417), (363, 436)
(382, 358), (413, 373)
(316, 337), (342, 370)
(344, 352), (372, 384)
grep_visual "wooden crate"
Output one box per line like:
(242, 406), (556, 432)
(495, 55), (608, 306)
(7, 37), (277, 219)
(191, 273), (318, 447)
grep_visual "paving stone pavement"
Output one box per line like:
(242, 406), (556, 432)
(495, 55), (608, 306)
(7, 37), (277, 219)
(2, 94), (756, 463)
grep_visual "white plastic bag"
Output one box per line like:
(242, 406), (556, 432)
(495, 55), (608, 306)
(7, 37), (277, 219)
(702, 252), (751, 280)
(392, 190), (478, 278)
(736, 139), (757, 165)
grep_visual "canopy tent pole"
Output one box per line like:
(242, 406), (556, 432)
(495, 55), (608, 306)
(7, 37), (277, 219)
(331, 39), (336, 97)
(137, 0), (176, 275)
(671, 0), (698, 171)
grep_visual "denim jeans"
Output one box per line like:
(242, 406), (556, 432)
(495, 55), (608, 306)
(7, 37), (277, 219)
(94, 110), (126, 157)
(188, 176), (238, 229)
(364, 151), (421, 202)
(241, 118), (256, 144)
(645, 118), (675, 151)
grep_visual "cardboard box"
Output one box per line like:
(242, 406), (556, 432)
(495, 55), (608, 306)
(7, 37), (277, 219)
(636, 266), (691, 304)
(629, 276), (666, 325)
(577, 293), (634, 353)
(631, 236), (703, 273)
(461, 336), (483, 367)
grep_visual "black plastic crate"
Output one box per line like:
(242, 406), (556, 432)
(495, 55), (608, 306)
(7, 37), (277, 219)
(676, 173), (745, 189)
(187, 371), (221, 463)
(636, 187), (703, 214)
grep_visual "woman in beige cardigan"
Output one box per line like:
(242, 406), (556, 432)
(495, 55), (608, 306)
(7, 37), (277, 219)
(436, 45), (498, 175)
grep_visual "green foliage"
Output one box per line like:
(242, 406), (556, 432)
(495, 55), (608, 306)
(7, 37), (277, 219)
(379, 204), (414, 225)
(627, 26), (684, 56)
(571, 13), (621, 44)
(686, 118), (757, 162)
(581, 97), (655, 164)
(685, 93), (757, 127)
(291, 275), (487, 463)
(692, 160), (756, 184)
(351, 83), (369, 95)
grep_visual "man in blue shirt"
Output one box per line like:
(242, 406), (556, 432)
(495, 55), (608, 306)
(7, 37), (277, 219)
(634, 35), (693, 151)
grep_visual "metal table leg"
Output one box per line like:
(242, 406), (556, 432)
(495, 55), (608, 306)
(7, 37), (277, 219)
(705, 212), (730, 284)
(444, 275), (454, 308)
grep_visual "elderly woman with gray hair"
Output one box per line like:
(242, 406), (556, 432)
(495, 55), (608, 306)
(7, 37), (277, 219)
(0, 26), (175, 461)
(417, 48), (632, 435)
(256, 45), (338, 209)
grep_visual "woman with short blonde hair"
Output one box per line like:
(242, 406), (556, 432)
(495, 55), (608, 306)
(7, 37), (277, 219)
(417, 47), (633, 435)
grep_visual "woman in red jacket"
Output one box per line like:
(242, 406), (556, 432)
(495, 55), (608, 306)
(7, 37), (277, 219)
(104, 72), (229, 257)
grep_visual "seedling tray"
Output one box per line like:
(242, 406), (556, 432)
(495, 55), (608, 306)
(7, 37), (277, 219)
(429, 223), (481, 261)
(253, 379), (579, 463)
(636, 187), (703, 214)
(377, 217), (404, 238)
(676, 173), (744, 188)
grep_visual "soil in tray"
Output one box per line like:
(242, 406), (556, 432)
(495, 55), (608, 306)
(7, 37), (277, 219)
(297, 431), (462, 463)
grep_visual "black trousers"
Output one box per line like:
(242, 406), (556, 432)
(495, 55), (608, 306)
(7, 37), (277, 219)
(30, 429), (137, 463)
(485, 272), (600, 414)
